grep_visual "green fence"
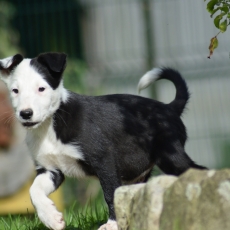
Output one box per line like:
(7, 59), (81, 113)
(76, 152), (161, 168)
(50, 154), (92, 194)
(10, 0), (83, 58)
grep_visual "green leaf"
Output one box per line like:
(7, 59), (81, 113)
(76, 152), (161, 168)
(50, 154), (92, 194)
(219, 19), (228, 32)
(221, 6), (229, 14)
(210, 5), (229, 18)
(227, 13), (230, 18)
(210, 7), (221, 17)
(207, 0), (219, 13)
(214, 14), (223, 28)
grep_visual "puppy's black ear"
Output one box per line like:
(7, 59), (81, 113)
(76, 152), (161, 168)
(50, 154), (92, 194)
(37, 52), (67, 75)
(30, 53), (67, 89)
(0, 54), (23, 77)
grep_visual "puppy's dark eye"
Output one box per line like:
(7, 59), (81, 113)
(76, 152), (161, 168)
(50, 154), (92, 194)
(38, 87), (45, 92)
(12, 89), (19, 94)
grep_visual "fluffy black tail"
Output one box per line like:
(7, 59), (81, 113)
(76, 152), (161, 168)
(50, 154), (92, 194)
(138, 67), (190, 116)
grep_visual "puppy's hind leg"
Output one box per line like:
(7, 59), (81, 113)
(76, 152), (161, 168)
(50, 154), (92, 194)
(30, 168), (65, 230)
(156, 139), (207, 176)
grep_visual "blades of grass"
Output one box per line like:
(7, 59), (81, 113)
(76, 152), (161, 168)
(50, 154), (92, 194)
(65, 201), (77, 225)
(7, 214), (13, 230)
(0, 216), (11, 230)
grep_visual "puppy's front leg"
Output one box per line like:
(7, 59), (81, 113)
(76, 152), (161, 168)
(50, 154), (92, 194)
(97, 169), (120, 230)
(30, 168), (65, 230)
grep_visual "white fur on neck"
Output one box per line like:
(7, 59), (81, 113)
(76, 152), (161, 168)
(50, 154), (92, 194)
(26, 117), (85, 178)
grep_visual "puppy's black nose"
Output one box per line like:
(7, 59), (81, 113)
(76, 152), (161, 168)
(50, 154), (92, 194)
(20, 109), (33, 120)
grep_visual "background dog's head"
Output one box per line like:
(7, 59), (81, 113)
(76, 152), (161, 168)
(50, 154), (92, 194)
(0, 52), (68, 129)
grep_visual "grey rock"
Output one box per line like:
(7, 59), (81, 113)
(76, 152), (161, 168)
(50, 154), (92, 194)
(114, 175), (177, 230)
(115, 183), (145, 230)
(160, 169), (230, 230)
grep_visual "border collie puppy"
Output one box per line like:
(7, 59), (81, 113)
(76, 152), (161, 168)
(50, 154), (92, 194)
(0, 53), (206, 230)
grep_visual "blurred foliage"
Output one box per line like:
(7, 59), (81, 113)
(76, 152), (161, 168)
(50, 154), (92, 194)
(63, 178), (105, 211)
(205, 0), (230, 57)
(205, 0), (230, 32)
(64, 59), (87, 94)
(62, 178), (108, 229)
(9, 0), (82, 59)
(219, 140), (230, 169)
(0, 0), (21, 56)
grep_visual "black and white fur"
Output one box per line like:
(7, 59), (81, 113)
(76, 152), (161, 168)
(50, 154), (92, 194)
(0, 53), (206, 230)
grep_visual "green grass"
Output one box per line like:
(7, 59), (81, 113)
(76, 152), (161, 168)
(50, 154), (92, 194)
(0, 202), (108, 230)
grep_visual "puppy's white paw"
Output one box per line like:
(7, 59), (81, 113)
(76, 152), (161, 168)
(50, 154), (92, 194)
(98, 219), (118, 230)
(36, 199), (65, 230)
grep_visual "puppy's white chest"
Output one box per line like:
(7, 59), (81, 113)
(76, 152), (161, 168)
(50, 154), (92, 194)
(26, 124), (85, 178)
(38, 154), (86, 178)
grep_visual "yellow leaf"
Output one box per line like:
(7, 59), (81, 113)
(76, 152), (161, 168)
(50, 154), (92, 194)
(207, 36), (218, 58)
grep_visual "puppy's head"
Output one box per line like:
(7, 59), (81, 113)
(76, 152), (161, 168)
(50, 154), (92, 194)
(0, 52), (67, 129)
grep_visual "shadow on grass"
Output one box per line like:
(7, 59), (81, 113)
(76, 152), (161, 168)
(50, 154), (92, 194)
(65, 226), (80, 230)
(65, 223), (102, 230)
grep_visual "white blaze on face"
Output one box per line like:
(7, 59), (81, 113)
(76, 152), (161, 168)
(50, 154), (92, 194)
(5, 59), (63, 127)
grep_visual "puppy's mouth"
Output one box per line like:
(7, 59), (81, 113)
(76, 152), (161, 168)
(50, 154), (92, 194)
(22, 122), (39, 128)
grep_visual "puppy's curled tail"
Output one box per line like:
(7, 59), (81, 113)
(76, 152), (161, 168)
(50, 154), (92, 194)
(138, 68), (190, 116)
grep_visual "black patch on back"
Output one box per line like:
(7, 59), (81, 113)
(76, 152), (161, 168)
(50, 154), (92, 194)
(53, 91), (205, 178)
(52, 92), (166, 181)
